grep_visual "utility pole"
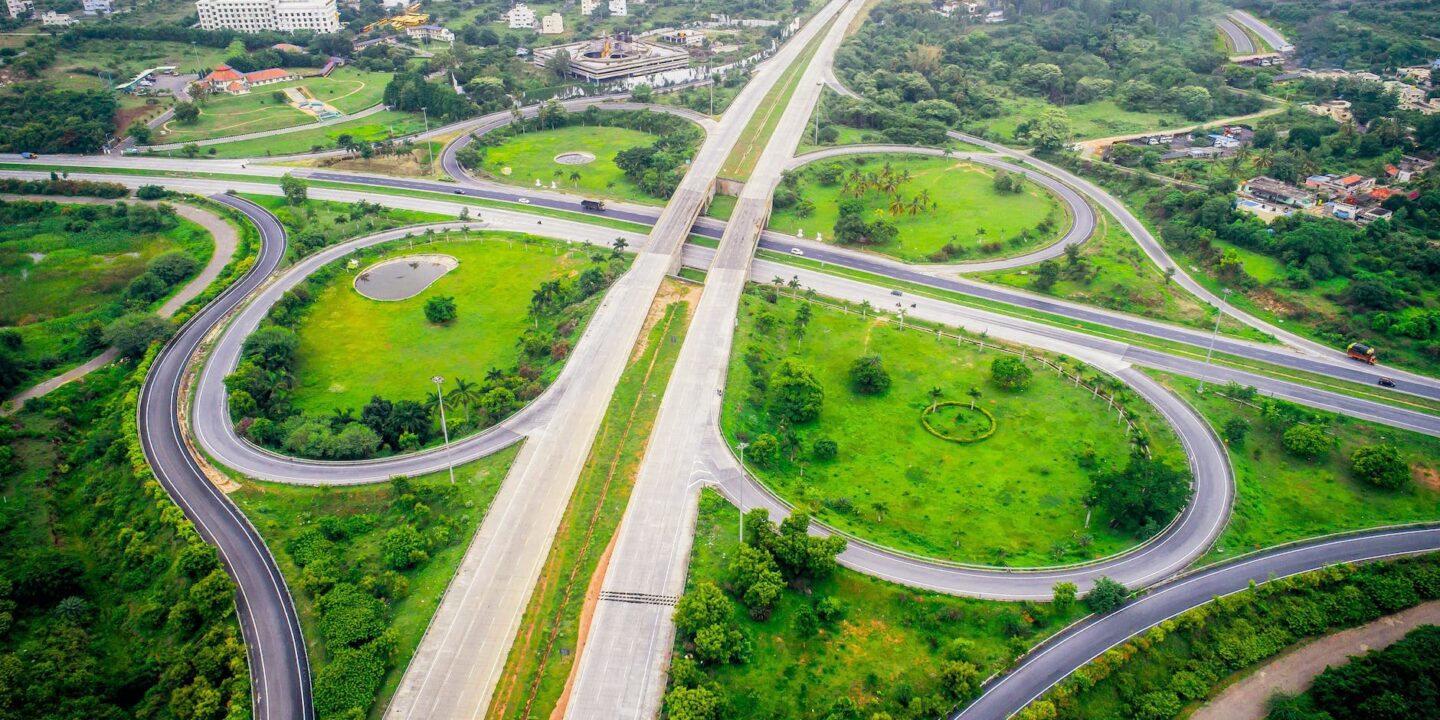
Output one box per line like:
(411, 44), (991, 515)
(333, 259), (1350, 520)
(432, 375), (455, 483)
(736, 441), (749, 545)
(814, 82), (822, 146)
(1198, 288), (1231, 393)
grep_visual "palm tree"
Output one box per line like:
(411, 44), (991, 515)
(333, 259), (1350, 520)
(968, 386), (981, 410)
(907, 195), (925, 216)
(927, 386), (943, 410)
(612, 237), (628, 255)
(787, 276), (801, 296)
(330, 407), (356, 430)
(447, 378), (480, 423)
(859, 299), (873, 317)
(569, 170), (582, 187)
(871, 501), (889, 522)
(485, 367), (505, 382)
(889, 195), (906, 216)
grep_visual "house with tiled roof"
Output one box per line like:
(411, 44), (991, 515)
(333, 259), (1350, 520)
(199, 64), (301, 95)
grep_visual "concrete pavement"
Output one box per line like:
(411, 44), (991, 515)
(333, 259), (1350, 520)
(1229, 9), (1293, 52)
(1216, 16), (1257, 55)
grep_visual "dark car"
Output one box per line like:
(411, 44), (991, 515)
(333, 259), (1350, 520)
(453, 189), (465, 194)
(890, 290), (902, 296)
(1378, 377), (1397, 388)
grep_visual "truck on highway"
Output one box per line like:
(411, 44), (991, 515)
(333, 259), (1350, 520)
(1346, 342), (1378, 364)
(581, 199), (606, 212)
(19, 152), (37, 159)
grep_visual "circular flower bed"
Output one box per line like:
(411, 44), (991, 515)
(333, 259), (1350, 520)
(920, 401), (997, 443)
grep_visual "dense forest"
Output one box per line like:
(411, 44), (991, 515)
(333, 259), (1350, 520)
(0, 359), (249, 719)
(1236, 0), (1440, 70)
(834, 0), (1264, 145)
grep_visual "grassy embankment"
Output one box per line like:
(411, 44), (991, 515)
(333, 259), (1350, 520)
(488, 282), (697, 719)
(476, 125), (663, 205)
(160, 68), (392, 144)
(724, 291), (1185, 566)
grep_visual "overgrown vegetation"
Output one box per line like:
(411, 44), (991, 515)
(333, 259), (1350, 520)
(1266, 623), (1440, 720)
(1020, 553), (1440, 720)
(233, 449), (517, 720)
(1236, 0), (1440, 70)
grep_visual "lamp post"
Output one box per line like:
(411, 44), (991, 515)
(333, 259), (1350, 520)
(736, 441), (749, 545)
(814, 81), (822, 146)
(431, 375), (455, 483)
(1198, 288), (1231, 393)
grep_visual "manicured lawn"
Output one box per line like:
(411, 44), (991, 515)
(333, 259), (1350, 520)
(972, 97), (1185, 143)
(1149, 373), (1440, 567)
(160, 68), (392, 144)
(288, 235), (593, 415)
(489, 287), (696, 719)
(200, 111), (426, 158)
(770, 154), (1064, 263)
(724, 291), (1184, 566)
(474, 125), (662, 205)
(674, 490), (1086, 718)
(231, 447), (520, 720)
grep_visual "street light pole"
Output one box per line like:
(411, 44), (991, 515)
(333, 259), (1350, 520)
(814, 82), (822, 146)
(736, 441), (749, 545)
(1198, 288), (1231, 393)
(432, 375), (455, 483)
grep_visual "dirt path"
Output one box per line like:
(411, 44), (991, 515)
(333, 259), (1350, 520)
(2, 195), (238, 415)
(1190, 600), (1440, 720)
(1075, 105), (1288, 159)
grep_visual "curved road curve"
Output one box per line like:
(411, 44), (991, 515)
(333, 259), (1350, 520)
(137, 193), (313, 720)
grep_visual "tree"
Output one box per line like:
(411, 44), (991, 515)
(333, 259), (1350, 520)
(848, 354), (891, 395)
(630, 83), (653, 103)
(181, 143), (200, 158)
(1033, 260), (1060, 290)
(1052, 581), (1077, 612)
(768, 512), (846, 580)
(1014, 107), (1072, 152)
(1282, 424), (1333, 460)
(1087, 576), (1128, 613)
(242, 326), (299, 371)
(126, 123), (153, 145)
(1222, 418), (1250, 448)
(1352, 444), (1410, 490)
(748, 433), (780, 467)
(664, 686), (721, 720)
(280, 173), (308, 205)
(149, 251), (199, 285)
(105, 313), (173, 358)
(424, 296), (457, 324)
(990, 356), (1033, 390)
(729, 545), (784, 620)
(939, 660), (979, 699)
(173, 101), (200, 124)
(673, 582), (730, 637)
(771, 358), (824, 424)
(812, 436), (838, 461)
(611, 237), (628, 256)
(380, 524), (428, 570)
(1087, 454), (1191, 535)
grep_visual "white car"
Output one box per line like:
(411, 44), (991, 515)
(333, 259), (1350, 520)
(517, 197), (530, 204)
(790, 248), (804, 256)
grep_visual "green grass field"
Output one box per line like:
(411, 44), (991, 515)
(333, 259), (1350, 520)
(489, 289), (695, 719)
(242, 194), (451, 263)
(724, 292), (1184, 566)
(159, 68), (391, 144)
(476, 125), (662, 205)
(771, 154), (1064, 263)
(0, 202), (212, 384)
(973, 97), (1184, 144)
(197, 111), (426, 158)
(288, 235), (591, 415)
(675, 490), (1086, 718)
(231, 447), (519, 720)
(41, 39), (232, 92)
(1149, 373), (1440, 566)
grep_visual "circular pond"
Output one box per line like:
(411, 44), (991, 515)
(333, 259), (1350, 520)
(353, 254), (458, 301)
(554, 151), (596, 165)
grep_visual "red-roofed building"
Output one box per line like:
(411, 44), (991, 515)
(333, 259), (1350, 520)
(199, 64), (300, 95)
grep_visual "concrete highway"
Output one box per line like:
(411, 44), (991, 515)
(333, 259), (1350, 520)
(135, 194), (313, 720)
(1229, 9), (1294, 53)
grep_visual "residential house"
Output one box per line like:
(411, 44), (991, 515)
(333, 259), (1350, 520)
(539, 12), (563, 34)
(82, 0), (112, 14)
(199, 64), (301, 95)
(1385, 156), (1435, 183)
(504, 3), (535, 28)
(608, 0), (626, 16)
(580, 0), (598, 15)
(40, 10), (75, 25)
(1242, 176), (1316, 207)
(5, 0), (32, 18)
(1303, 99), (1353, 123)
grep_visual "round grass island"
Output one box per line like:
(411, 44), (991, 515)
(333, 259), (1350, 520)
(723, 291), (1186, 567)
(476, 125), (664, 205)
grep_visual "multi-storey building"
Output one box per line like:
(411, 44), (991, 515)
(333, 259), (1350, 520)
(195, 0), (341, 34)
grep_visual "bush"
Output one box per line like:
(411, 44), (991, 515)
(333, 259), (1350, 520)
(313, 646), (386, 718)
(104, 313), (173, 358)
(135, 184), (167, 200)
(1351, 443), (1410, 489)
(1087, 576), (1128, 614)
(1282, 424), (1333, 459)
(747, 433), (779, 468)
(380, 524), (428, 570)
(1222, 417), (1249, 448)
(848, 354), (891, 395)
(124, 271), (168, 303)
(148, 252), (200, 285)
(812, 436), (838, 461)
(424, 295), (457, 324)
(990, 356), (1033, 390)
(316, 583), (386, 647)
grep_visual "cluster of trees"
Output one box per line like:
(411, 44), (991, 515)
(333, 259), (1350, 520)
(282, 475), (470, 717)
(833, 0), (1261, 145)
(383, 72), (477, 123)
(227, 238), (625, 460)
(61, 22), (355, 57)
(0, 176), (127, 198)
(0, 344), (249, 718)
(1267, 624), (1440, 720)
(1023, 554), (1440, 720)
(0, 85), (117, 153)
(663, 508), (848, 719)
(1239, 0), (1440, 71)
(1086, 453), (1192, 538)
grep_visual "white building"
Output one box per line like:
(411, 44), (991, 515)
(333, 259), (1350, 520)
(195, 0), (341, 34)
(41, 10), (75, 25)
(5, 0), (32, 17)
(539, 11), (563, 34)
(579, 0), (597, 14)
(380, 0), (407, 6)
(607, 0), (625, 15)
(406, 24), (454, 43)
(82, 0), (112, 14)
(504, 3), (535, 28)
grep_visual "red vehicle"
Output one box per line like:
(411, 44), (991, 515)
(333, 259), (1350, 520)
(1346, 342), (1378, 364)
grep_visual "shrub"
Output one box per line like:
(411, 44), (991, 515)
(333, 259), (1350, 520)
(380, 524), (428, 570)
(848, 354), (891, 395)
(104, 313), (173, 358)
(424, 295), (457, 324)
(664, 685), (722, 720)
(1351, 443), (1410, 489)
(148, 251), (200, 285)
(313, 646), (385, 718)
(1087, 577), (1128, 614)
(1222, 417), (1249, 448)
(124, 271), (168, 303)
(812, 436), (838, 461)
(990, 356), (1033, 390)
(1282, 424), (1333, 459)
(747, 433), (780, 468)
(316, 583), (386, 647)
(135, 184), (167, 200)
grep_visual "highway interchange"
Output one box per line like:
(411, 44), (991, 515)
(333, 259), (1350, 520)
(9, 5), (1440, 719)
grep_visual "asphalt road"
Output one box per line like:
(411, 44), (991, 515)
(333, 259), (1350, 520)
(1229, 9), (1294, 53)
(1216, 16), (1257, 55)
(136, 194), (313, 720)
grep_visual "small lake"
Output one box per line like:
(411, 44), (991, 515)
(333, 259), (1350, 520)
(353, 254), (459, 301)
